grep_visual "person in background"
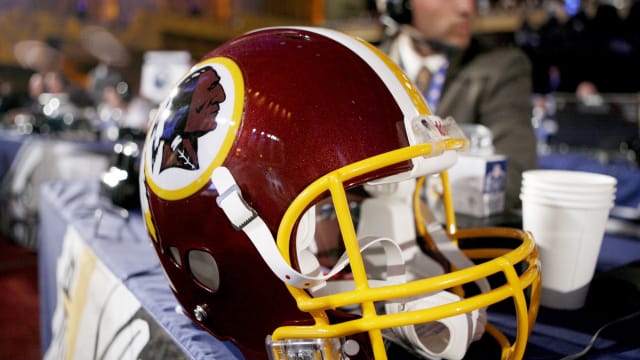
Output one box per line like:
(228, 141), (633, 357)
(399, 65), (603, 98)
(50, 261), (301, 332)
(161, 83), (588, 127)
(97, 80), (153, 140)
(0, 79), (29, 117)
(378, 0), (537, 210)
(43, 71), (67, 94)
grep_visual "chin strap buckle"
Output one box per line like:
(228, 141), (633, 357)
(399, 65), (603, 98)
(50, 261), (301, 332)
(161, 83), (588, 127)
(215, 181), (258, 231)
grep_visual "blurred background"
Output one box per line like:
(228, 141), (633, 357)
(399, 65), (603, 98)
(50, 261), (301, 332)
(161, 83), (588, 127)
(0, 0), (637, 95)
(0, 0), (639, 162)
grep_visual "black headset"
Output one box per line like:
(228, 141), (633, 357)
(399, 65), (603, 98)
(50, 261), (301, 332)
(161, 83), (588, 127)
(383, 0), (466, 54)
(385, 0), (412, 25)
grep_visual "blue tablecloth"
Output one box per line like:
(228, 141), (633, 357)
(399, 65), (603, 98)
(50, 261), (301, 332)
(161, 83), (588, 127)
(38, 180), (640, 359)
(38, 181), (244, 359)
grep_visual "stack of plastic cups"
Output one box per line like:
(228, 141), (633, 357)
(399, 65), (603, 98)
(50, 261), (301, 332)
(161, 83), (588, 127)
(520, 169), (617, 310)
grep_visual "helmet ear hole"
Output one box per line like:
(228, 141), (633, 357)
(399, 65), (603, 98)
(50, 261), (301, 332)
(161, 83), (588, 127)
(168, 246), (182, 267)
(188, 250), (221, 292)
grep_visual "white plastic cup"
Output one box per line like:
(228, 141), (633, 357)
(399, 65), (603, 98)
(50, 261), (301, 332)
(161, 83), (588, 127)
(520, 170), (617, 310)
(520, 193), (614, 310)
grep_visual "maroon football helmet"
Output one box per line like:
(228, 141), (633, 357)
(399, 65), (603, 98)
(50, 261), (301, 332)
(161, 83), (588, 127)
(139, 27), (540, 360)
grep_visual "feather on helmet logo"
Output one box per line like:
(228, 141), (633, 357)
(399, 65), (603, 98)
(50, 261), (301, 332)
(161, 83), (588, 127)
(144, 57), (244, 200)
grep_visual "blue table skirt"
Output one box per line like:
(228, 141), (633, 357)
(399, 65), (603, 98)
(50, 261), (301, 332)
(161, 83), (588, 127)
(38, 180), (640, 359)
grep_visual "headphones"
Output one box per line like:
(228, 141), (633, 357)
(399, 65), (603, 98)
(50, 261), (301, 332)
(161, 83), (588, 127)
(385, 0), (412, 25)
(381, 0), (466, 55)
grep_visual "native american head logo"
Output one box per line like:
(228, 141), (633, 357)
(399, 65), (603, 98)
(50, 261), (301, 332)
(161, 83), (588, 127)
(144, 58), (244, 200)
(150, 66), (226, 172)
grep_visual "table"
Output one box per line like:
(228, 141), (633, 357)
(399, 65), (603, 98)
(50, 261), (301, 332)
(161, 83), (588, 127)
(0, 130), (26, 181)
(38, 181), (640, 359)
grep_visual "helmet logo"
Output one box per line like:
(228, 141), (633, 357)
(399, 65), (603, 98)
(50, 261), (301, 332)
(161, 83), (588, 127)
(144, 57), (244, 200)
(151, 66), (224, 172)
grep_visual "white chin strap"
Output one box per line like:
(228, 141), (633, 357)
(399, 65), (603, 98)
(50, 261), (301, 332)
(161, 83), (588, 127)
(212, 166), (340, 289)
(212, 166), (406, 293)
(213, 166), (485, 359)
